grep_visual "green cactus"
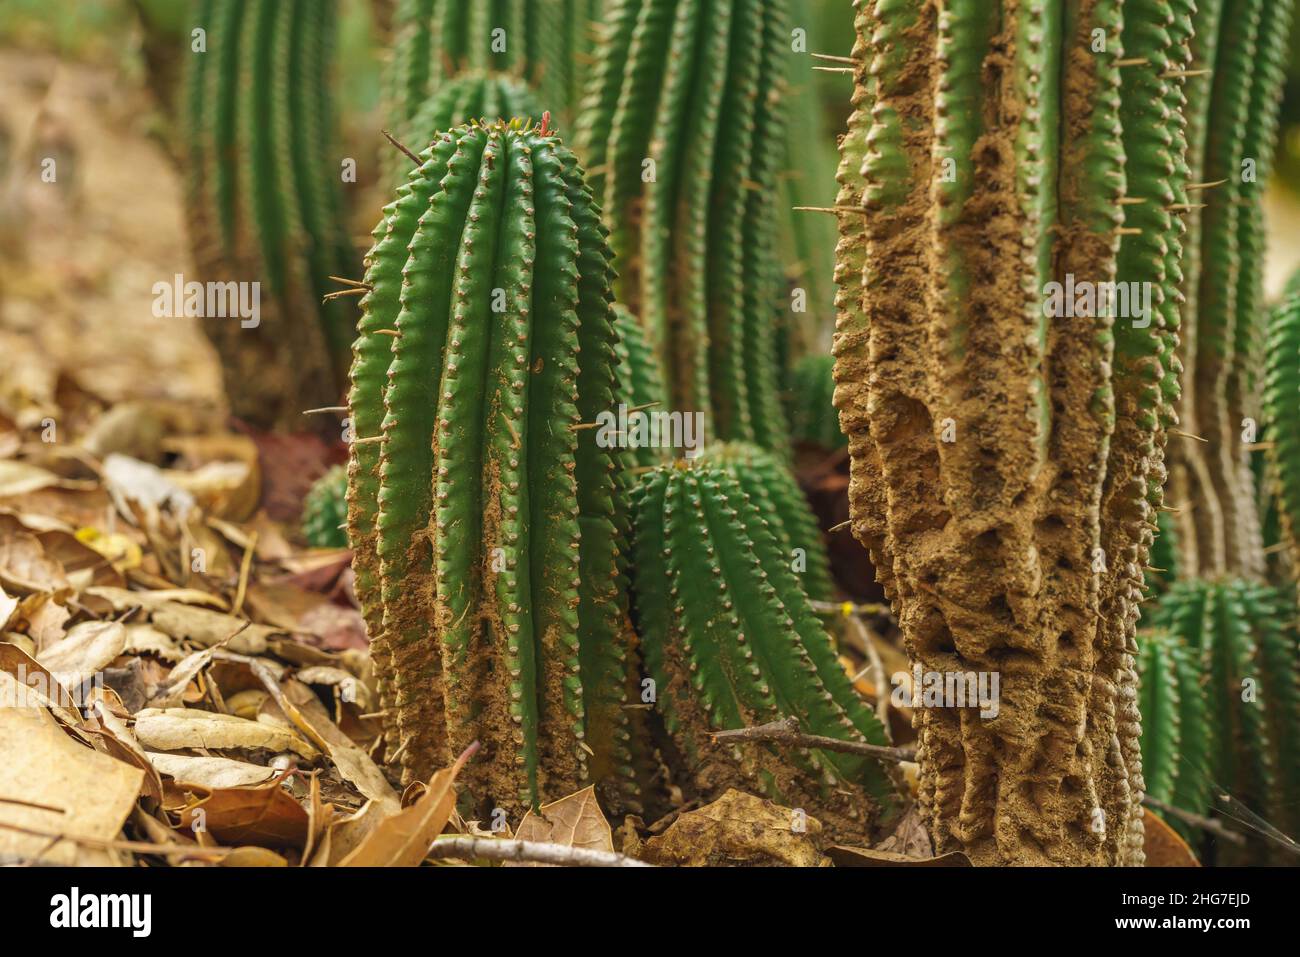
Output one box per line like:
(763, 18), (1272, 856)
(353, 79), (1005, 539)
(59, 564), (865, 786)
(1151, 580), (1300, 839)
(630, 459), (896, 837)
(302, 464), (349, 549)
(345, 118), (645, 816)
(786, 354), (844, 453)
(1168, 0), (1296, 580)
(403, 72), (543, 160)
(577, 0), (790, 452)
(830, 0), (1206, 865)
(697, 443), (834, 603)
(184, 0), (356, 430)
(610, 304), (669, 471)
(1136, 627), (1211, 844)
(1148, 509), (1179, 594)
(1263, 277), (1300, 570)
(777, 0), (841, 357)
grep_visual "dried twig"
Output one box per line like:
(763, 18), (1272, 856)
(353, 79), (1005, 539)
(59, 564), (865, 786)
(1142, 795), (1245, 847)
(428, 836), (652, 867)
(712, 717), (916, 763)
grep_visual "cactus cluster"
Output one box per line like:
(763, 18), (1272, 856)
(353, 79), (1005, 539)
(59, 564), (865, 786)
(302, 464), (350, 549)
(1148, 581), (1300, 841)
(831, 0), (1195, 866)
(345, 119), (645, 815)
(184, 0), (356, 428)
(629, 459), (894, 836)
(577, 0), (790, 451)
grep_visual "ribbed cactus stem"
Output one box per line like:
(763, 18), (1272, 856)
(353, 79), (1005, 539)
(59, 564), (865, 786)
(347, 119), (644, 815)
(631, 460), (895, 838)
(832, 0), (1184, 865)
(577, 0), (790, 451)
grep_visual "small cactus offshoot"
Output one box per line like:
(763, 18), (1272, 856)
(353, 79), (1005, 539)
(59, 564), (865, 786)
(302, 464), (349, 549)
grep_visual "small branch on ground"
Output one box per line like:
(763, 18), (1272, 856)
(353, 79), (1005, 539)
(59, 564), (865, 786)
(1142, 795), (1245, 846)
(712, 717), (916, 763)
(428, 836), (652, 867)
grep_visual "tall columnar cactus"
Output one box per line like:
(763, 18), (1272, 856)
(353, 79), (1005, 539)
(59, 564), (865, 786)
(777, 0), (842, 357)
(831, 0), (1200, 865)
(402, 72), (543, 165)
(786, 354), (845, 453)
(302, 464), (349, 549)
(345, 118), (645, 816)
(1135, 627), (1210, 842)
(1168, 0), (1296, 580)
(184, 0), (357, 429)
(577, 0), (790, 452)
(697, 443), (835, 603)
(1263, 275), (1300, 571)
(630, 460), (895, 837)
(1151, 580), (1300, 840)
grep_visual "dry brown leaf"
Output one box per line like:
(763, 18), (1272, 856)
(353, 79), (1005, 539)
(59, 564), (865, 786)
(86, 584), (228, 612)
(123, 622), (185, 661)
(509, 785), (613, 867)
(149, 645), (220, 708)
(220, 846), (290, 867)
(0, 460), (95, 496)
(639, 789), (830, 867)
(825, 845), (972, 867)
(146, 752), (278, 790)
(252, 670), (397, 812)
(0, 643), (82, 727)
(872, 805), (933, 858)
(85, 686), (164, 802)
(0, 584), (17, 627)
(36, 619), (127, 688)
(0, 531), (69, 592)
(0, 704), (145, 865)
(178, 775), (308, 849)
(338, 747), (472, 867)
(133, 707), (320, 759)
(148, 602), (276, 654)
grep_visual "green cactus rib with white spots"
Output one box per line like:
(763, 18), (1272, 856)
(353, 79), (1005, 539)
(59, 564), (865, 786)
(346, 119), (644, 815)
(1150, 580), (1300, 841)
(577, 0), (790, 451)
(630, 460), (895, 837)
(787, 354), (845, 452)
(611, 304), (669, 471)
(697, 443), (834, 603)
(1262, 274), (1300, 570)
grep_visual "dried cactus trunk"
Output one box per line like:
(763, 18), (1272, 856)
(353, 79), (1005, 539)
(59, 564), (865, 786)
(630, 460), (896, 838)
(577, 0), (790, 451)
(832, 0), (1194, 865)
(1168, 0), (1295, 580)
(184, 0), (356, 429)
(346, 120), (645, 816)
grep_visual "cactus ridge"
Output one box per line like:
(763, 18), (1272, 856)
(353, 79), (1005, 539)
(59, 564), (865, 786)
(302, 464), (350, 549)
(1262, 277), (1300, 570)
(347, 119), (644, 815)
(630, 460), (895, 836)
(577, 0), (791, 451)
(611, 304), (670, 471)
(697, 442), (835, 603)
(1151, 579), (1300, 838)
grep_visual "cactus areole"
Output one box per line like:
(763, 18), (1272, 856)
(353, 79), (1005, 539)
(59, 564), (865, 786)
(830, 0), (1200, 865)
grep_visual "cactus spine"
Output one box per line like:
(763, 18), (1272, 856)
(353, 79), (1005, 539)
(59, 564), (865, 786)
(184, 0), (356, 429)
(831, 0), (1198, 865)
(577, 0), (790, 451)
(346, 119), (643, 815)
(630, 460), (895, 837)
